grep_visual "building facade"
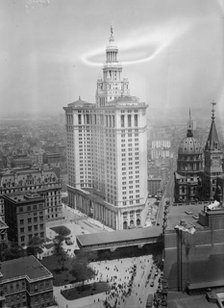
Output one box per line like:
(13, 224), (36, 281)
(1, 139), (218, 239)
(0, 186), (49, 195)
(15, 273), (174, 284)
(203, 103), (223, 201)
(0, 168), (62, 221)
(174, 110), (203, 203)
(3, 193), (46, 247)
(0, 220), (8, 246)
(64, 29), (148, 230)
(147, 178), (161, 196)
(164, 203), (224, 292)
(0, 255), (53, 308)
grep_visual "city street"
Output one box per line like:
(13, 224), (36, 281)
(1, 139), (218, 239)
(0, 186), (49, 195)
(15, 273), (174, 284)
(43, 204), (113, 258)
(53, 255), (160, 308)
(44, 205), (161, 308)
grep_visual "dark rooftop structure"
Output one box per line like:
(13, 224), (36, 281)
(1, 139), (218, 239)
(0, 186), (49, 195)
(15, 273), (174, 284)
(77, 226), (162, 250)
(6, 192), (44, 204)
(166, 203), (206, 231)
(164, 202), (224, 292)
(0, 255), (52, 282)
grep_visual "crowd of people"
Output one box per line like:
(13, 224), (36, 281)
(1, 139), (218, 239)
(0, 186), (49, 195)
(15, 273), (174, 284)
(88, 255), (161, 308)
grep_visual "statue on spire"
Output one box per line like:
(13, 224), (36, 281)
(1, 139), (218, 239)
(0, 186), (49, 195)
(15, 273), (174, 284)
(109, 25), (114, 42)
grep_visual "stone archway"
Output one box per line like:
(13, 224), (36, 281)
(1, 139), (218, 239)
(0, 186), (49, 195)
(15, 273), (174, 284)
(123, 221), (128, 230)
(136, 218), (141, 226)
(130, 220), (134, 228)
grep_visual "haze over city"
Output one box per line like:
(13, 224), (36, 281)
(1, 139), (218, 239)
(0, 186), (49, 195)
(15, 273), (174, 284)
(1, 0), (224, 123)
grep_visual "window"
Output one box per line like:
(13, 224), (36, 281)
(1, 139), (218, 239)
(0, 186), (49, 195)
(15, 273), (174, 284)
(128, 115), (132, 127)
(78, 114), (81, 124)
(28, 218), (32, 223)
(121, 115), (124, 127)
(134, 114), (138, 126)
(20, 219), (24, 225)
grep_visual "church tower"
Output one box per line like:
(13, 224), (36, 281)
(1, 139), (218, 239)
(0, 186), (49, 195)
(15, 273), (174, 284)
(174, 109), (203, 203)
(96, 27), (130, 106)
(203, 102), (223, 200)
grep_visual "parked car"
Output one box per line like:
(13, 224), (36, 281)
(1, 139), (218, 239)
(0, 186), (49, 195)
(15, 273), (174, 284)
(65, 237), (73, 245)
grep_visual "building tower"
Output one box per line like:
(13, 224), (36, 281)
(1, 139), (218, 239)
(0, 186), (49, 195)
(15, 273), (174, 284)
(64, 28), (148, 230)
(174, 109), (203, 203)
(96, 27), (129, 107)
(203, 102), (223, 200)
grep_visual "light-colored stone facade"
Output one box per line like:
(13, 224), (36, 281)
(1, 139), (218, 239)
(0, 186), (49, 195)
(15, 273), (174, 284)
(64, 29), (148, 230)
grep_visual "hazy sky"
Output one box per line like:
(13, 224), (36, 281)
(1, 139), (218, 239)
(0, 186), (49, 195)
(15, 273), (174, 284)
(1, 0), (224, 122)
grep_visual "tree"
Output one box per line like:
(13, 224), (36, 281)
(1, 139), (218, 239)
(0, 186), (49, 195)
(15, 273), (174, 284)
(0, 242), (8, 261)
(53, 234), (67, 270)
(27, 236), (44, 257)
(1, 242), (25, 261)
(70, 256), (95, 286)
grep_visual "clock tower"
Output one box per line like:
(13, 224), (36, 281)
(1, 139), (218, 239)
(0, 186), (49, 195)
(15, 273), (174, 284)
(203, 102), (223, 200)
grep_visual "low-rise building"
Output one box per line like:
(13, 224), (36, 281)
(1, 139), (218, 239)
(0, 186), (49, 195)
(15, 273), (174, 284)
(3, 193), (46, 247)
(147, 178), (161, 196)
(164, 203), (224, 292)
(0, 168), (63, 221)
(0, 255), (53, 308)
(0, 219), (8, 245)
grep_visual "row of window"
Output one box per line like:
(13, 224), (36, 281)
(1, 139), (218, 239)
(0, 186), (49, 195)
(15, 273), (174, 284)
(20, 216), (44, 225)
(121, 115), (138, 128)
(20, 224), (44, 233)
(20, 232), (44, 243)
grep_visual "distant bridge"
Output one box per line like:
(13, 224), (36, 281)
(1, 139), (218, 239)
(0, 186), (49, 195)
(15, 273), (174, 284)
(76, 226), (163, 252)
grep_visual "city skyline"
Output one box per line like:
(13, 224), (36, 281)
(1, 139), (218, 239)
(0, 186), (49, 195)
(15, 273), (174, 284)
(1, 0), (224, 122)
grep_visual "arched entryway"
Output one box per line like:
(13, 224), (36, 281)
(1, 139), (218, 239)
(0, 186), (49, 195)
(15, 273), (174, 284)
(136, 218), (141, 226)
(130, 220), (134, 228)
(123, 221), (128, 229)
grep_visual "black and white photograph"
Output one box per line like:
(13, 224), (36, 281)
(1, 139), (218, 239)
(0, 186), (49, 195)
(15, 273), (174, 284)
(0, 0), (224, 307)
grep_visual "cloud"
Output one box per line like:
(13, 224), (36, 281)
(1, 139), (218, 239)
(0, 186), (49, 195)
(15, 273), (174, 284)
(81, 18), (192, 67)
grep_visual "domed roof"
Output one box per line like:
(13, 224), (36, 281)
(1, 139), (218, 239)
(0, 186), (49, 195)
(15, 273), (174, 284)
(178, 136), (201, 155)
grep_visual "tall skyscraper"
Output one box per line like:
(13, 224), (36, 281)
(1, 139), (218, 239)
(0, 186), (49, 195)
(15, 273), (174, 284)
(64, 28), (148, 230)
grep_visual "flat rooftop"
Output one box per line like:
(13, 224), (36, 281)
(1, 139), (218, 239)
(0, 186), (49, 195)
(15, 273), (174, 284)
(0, 255), (52, 282)
(77, 226), (162, 247)
(167, 291), (217, 308)
(4, 193), (44, 203)
(166, 203), (206, 231)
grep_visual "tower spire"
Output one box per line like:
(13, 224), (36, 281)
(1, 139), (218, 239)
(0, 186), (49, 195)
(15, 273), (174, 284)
(205, 101), (220, 151)
(211, 100), (216, 121)
(187, 107), (193, 137)
(109, 25), (114, 43)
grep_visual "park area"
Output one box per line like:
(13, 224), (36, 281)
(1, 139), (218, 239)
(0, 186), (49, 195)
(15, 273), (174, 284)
(61, 282), (110, 300)
(50, 225), (71, 237)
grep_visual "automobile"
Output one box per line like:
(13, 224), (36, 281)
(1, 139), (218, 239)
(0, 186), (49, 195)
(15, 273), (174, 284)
(65, 237), (73, 245)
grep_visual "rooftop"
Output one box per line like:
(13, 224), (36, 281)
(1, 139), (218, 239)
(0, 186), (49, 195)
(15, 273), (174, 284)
(4, 193), (44, 203)
(0, 255), (52, 283)
(77, 226), (162, 247)
(67, 97), (94, 108)
(166, 203), (206, 231)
